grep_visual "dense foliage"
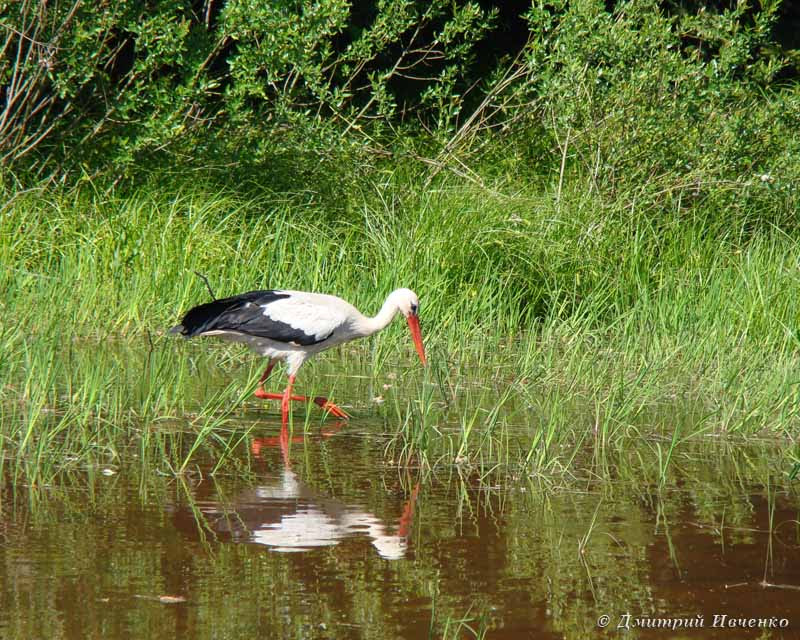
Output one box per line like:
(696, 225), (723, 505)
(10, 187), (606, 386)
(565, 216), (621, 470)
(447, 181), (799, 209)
(2, 0), (798, 203)
(1, 0), (499, 176)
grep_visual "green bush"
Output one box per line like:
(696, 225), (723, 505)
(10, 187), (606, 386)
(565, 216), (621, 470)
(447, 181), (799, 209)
(509, 0), (800, 223)
(1, 0), (798, 230)
(0, 0), (496, 178)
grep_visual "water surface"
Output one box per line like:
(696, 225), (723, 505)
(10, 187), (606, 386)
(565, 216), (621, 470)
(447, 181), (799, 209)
(2, 418), (799, 639)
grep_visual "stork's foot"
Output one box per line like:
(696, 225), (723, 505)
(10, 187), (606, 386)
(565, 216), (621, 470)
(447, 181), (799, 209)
(254, 387), (350, 420)
(312, 397), (350, 419)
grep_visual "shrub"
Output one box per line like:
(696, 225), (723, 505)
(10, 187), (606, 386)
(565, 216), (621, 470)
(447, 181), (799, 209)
(0, 0), (496, 178)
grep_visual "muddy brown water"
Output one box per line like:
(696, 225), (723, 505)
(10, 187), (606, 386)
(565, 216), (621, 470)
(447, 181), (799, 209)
(2, 422), (800, 639)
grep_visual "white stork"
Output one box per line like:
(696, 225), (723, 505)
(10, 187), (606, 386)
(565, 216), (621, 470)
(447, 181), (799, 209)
(171, 288), (426, 426)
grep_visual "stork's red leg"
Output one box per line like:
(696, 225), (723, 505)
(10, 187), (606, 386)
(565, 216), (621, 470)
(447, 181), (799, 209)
(255, 389), (350, 419)
(253, 360), (277, 399)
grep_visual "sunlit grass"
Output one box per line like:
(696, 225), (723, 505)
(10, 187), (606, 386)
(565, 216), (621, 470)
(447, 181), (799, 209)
(2, 170), (800, 486)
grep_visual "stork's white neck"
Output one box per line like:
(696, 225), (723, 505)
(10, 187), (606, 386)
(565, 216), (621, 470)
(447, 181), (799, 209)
(356, 295), (402, 337)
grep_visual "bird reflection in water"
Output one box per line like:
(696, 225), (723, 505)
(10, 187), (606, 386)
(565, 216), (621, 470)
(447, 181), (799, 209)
(175, 426), (420, 560)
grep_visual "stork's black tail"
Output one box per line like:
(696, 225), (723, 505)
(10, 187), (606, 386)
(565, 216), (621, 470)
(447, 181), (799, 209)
(169, 290), (289, 338)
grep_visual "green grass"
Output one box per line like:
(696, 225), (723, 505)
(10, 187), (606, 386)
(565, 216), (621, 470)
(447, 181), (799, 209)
(2, 166), (800, 486)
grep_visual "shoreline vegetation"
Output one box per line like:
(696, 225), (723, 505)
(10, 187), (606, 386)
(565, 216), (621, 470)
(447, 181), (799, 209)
(2, 0), (800, 485)
(3, 165), (800, 485)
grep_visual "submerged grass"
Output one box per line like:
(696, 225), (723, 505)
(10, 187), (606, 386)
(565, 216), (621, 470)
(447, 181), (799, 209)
(2, 166), (800, 485)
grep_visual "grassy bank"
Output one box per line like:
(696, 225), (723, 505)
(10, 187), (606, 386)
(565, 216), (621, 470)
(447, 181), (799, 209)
(2, 167), (800, 485)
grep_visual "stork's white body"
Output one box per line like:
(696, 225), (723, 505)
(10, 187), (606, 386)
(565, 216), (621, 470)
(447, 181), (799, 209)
(199, 290), (414, 375)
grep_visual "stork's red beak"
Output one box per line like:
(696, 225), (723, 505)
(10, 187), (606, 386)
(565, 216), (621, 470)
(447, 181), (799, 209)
(407, 314), (427, 365)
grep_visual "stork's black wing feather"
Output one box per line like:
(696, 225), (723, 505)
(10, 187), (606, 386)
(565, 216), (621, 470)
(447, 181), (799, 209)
(171, 290), (329, 346)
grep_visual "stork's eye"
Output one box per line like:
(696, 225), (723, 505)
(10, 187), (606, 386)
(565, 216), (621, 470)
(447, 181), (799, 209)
(411, 303), (418, 314)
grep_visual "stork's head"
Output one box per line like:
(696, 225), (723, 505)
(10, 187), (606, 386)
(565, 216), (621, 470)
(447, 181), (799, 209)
(389, 288), (426, 365)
